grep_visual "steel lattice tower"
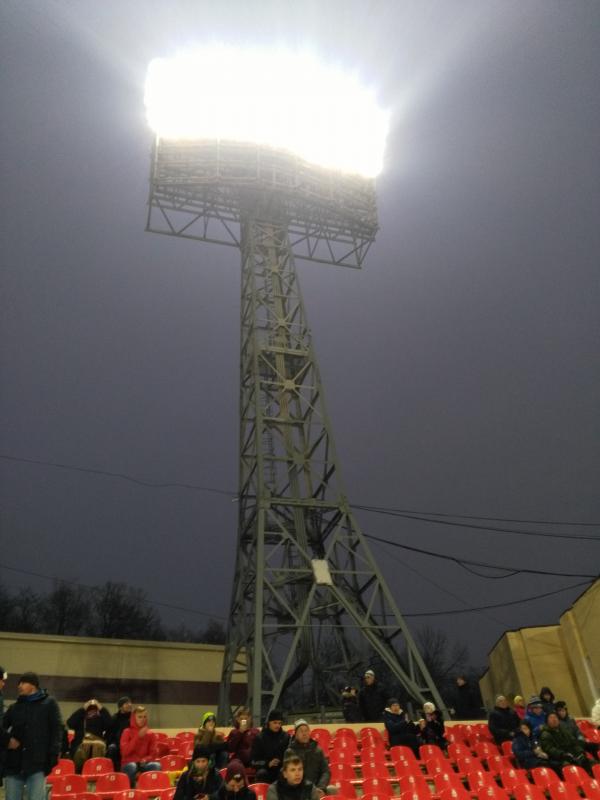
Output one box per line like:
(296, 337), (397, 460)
(146, 139), (446, 721)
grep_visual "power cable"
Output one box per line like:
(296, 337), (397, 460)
(363, 533), (598, 579)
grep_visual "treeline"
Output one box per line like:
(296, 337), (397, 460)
(0, 580), (226, 644)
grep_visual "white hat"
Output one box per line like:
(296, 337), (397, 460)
(364, 669), (375, 677)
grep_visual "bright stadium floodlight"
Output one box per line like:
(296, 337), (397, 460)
(144, 45), (447, 722)
(144, 45), (389, 178)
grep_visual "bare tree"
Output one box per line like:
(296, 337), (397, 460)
(45, 581), (90, 636)
(86, 581), (163, 640)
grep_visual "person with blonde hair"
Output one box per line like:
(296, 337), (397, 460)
(591, 698), (600, 728)
(513, 695), (526, 719)
(120, 705), (161, 787)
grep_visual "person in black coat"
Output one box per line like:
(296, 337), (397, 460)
(106, 696), (133, 770)
(214, 760), (257, 800)
(2, 672), (63, 800)
(488, 695), (521, 745)
(358, 670), (387, 722)
(453, 677), (482, 720)
(67, 698), (112, 769)
(174, 745), (224, 800)
(417, 702), (447, 749)
(341, 687), (361, 723)
(250, 709), (290, 784)
(383, 699), (420, 756)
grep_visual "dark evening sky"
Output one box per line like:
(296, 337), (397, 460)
(1, 0), (599, 670)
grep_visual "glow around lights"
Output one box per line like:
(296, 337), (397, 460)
(145, 46), (389, 178)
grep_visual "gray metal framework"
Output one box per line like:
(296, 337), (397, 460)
(146, 137), (446, 721)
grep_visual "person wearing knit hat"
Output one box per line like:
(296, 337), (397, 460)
(418, 700), (447, 749)
(383, 698), (419, 757)
(286, 720), (335, 796)
(106, 697), (133, 770)
(173, 745), (224, 800)
(194, 711), (228, 768)
(250, 708), (290, 784)
(214, 760), (257, 800)
(358, 669), (387, 722)
(2, 671), (63, 800)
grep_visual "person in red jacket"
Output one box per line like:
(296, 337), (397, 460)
(119, 705), (161, 787)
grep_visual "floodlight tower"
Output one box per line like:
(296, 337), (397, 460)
(144, 48), (446, 721)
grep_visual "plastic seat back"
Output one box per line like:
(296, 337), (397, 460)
(82, 757), (114, 776)
(136, 772), (171, 791)
(361, 777), (392, 797)
(158, 755), (186, 771)
(548, 784), (584, 800)
(531, 767), (561, 790)
(249, 784), (270, 800)
(96, 773), (131, 796)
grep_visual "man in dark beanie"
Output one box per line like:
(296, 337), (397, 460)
(174, 745), (223, 800)
(250, 709), (290, 783)
(2, 672), (63, 800)
(106, 696), (133, 770)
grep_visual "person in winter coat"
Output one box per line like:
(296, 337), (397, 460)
(382, 699), (419, 757)
(266, 755), (321, 800)
(227, 708), (259, 768)
(417, 702), (447, 749)
(286, 720), (332, 797)
(453, 677), (482, 720)
(195, 712), (228, 768)
(250, 709), (290, 784)
(539, 687), (556, 717)
(106, 697), (133, 770)
(174, 745), (224, 800)
(358, 670), (387, 722)
(524, 698), (546, 738)
(539, 712), (598, 777)
(511, 721), (554, 771)
(555, 701), (599, 759)
(341, 687), (361, 723)
(215, 760), (257, 800)
(488, 696), (520, 745)
(119, 705), (161, 787)
(513, 696), (526, 720)
(2, 672), (63, 800)
(67, 698), (112, 770)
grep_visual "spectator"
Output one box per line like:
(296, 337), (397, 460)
(266, 754), (321, 800)
(358, 670), (386, 722)
(417, 702), (447, 749)
(511, 720), (554, 771)
(513, 696), (526, 720)
(453, 676), (481, 720)
(174, 744), (223, 800)
(67, 699), (111, 771)
(227, 708), (259, 768)
(215, 760), (257, 800)
(120, 705), (161, 787)
(195, 712), (228, 768)
(539, 711), (598, 777)
(341, 687), (361, 723)
(539, 687), (556, 716)
(382, 699), (419, 757)
(592, 698), (600, 728)
(106, 697), (133, 770)
(524, 697), (546, 738)
(250, 709), (289, 784)
(2, 672), (63, 800)
(286, 720), (335, 796)
(555, 701), (599, 759)
(488, 695), (520, 745)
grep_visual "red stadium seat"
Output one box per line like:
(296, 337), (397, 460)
(531, 767), (561, 791)
(548, 783), (584, 800)
(500, 741), (514, 758)
(136, 771), (171, 800)
(52, 774), (89, 800)
(329, 763), (357, 783)
(361, 793), (391, 800)
(593, 766), (600, 783)
(474, 742), (501, 760)
(158, 755), (186, 772)
(82, 757), (114, 776)
(582, 779), (600, 800)
(475, 786), (510, 800)
(513, 783), (549, 800)
(96, 773), (131, 800)
(114, 791), (145, 800)
(361, 777), (392, 796)
(448, 744), (473, 761)
(390, 745), (419, 764)
(398, 774), (431, 795)
(467, 770), (498, 792)
(362, 763), (391, 780)
(487, 755), (514, 776)
(434, 773), (464, 794)
(420, 745), (446, 762)
(499, 768), (529, 791)
(456, 756), (485, 775)
(249, 784), (270, 800)
(563, 765), (593, 788)
(331, 779), (357, 798)
(311, 728), (332, 750)
(438, 786), (472, 800)
(334, 728), (358, 743)
(175, 731), (194, 740)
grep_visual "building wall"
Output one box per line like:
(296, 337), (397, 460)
(0, 631), (246, 728)
(479, 580), (600, 717)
